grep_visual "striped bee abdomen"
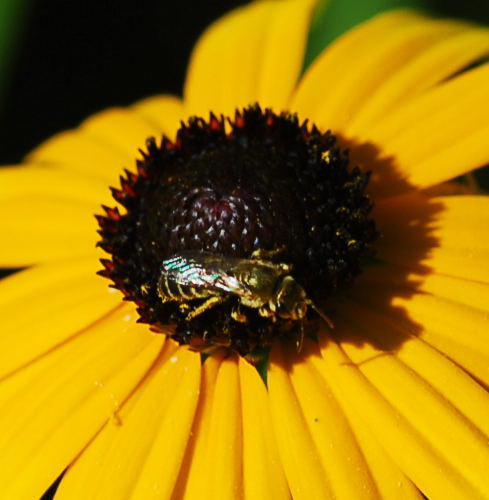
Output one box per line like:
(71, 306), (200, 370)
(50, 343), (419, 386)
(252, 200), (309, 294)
(157, 277), (213, 301)
(157, 254), (223, 302)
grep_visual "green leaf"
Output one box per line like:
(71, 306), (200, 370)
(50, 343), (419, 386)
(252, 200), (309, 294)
(0, 0), (28, 107)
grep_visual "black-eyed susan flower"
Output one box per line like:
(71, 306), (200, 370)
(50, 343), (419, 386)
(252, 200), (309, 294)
(1, 1), (489, 499)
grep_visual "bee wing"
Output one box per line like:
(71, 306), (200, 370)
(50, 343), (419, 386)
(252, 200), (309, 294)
(210, 273), (255, 298)
(161, 253), (256, 299)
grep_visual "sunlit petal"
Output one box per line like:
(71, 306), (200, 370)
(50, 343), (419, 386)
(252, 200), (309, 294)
(0, 306), (164, 498)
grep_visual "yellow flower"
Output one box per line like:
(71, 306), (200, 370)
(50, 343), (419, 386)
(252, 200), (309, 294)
(1, 2), (489, 499)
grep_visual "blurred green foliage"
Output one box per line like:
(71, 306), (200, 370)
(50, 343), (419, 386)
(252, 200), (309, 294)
(0, 0), (27, 106)
(304, 0), (489, 190)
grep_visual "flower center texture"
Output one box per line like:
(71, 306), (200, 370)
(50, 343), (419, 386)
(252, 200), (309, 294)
(97, 105), (378, 356)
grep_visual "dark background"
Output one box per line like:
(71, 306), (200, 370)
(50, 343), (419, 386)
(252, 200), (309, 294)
(2, 0), (489, 167)
(0, 0), (247, 164)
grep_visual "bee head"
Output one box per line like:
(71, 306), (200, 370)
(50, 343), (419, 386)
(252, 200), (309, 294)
(274, 276), (309, 320)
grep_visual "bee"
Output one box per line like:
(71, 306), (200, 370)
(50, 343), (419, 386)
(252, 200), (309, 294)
(157, 249), (333, 347)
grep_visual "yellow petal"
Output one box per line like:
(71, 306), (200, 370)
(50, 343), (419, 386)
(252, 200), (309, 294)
(55, 392), (135, 500)
(347, 25), (489, 135)
(58, 347), (200, 499)
(268, 344), (334, 499)
(165, 354), (242, 499)
(239, 357), (289, 500)
(28, 129), (131, 182)
(184, 1), (276, 117)
(128, 348), (201, 499)
(201, 354), (243, 499)
(131, 94), (185, 139)
(363, 289), (489, 385)
(184, 0), (317, 116)
(417, 333), (489, 390)
(81, 107), (161, 157)
(314, 335), (488, 499)
(359, 263), (489, 316)
(292, 10), (437, 124)
(393, 333), (489, 437)
(28, 95), (182, 183)
(361, 63), (489, 193)
(375, 194), (489, 283)
(257, 0), (318, 111)
(334, 393), (423, 499)
(0, 306), (164, 499)
(423, 180), (479, 196)
(280, 341), (379, 499)
(352, 256), (489, 386)
(352, 259), (489, 386)
(335, 299), (489, 438)
(335, 318), (489, 496)
(0, 165), (111, 206)
(401, 124), (489, 190)
(0, 258), (120, 379)
(316, 19), (466, 133)
(371, 63), (489, 144)
(174, 352), (224, 499)
(55, 341), (182, 500)
(0, 197), (97, 266)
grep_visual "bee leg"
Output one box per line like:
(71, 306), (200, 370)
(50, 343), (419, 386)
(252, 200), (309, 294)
(296, 320), (304, 352)
(231, 305), (248, 323)
(178, 302), (191, 313)
(277, 262), (292, 273)
(258, 304), (275, 318)
(251, 246), (286, 260)
(186, 296), (226, 321)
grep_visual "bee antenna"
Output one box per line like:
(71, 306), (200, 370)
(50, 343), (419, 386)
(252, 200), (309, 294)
(307, 300), (334, 330)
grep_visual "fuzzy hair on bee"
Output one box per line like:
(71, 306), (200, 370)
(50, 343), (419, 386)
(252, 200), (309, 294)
(156, 249), (333, 348)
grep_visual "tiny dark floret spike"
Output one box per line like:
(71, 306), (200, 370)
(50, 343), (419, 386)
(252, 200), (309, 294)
(96, 105), (378, 357)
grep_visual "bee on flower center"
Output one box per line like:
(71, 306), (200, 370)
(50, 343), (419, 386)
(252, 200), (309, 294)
(156, 248), (333, 349)
(97, 106), (377, 355)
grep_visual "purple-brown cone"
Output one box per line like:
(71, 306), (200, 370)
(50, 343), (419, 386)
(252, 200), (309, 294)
(97, 105), (377, 355)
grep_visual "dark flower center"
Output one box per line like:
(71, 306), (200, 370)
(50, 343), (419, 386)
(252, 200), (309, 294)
(97, 105), (377, 357)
